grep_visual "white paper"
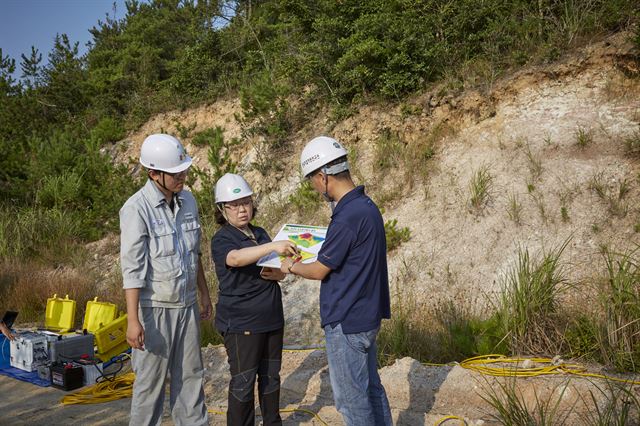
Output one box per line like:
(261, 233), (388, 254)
(257, 224), (328, 268)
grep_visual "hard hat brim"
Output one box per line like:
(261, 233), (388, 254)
(141, 155), (192, 173)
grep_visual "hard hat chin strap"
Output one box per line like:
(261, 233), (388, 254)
(217, 203), (229, 222)
(150, 171), (180, 194)
(322, 168), (332, 203)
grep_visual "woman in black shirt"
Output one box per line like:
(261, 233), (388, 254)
(211, 173), (297, 426)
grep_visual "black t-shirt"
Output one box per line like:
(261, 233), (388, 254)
(211, 224), (284, 334)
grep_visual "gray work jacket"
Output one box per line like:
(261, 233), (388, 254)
(120, 179), (201, 308)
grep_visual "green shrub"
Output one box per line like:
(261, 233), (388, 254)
(89, 116), (125, 145)
(288, 180), (322, 220)
(239, 72), (292, 150)
(190, 127), (238, 220)
(565, 315), (601, 361)
(200, 320), (223, 347)
(436, 301), (507, 360)
(374, 128), (403, 171)
(384, 219), (410, 252)
(173, 120), (197, 139)
(35, 170), (84, 210)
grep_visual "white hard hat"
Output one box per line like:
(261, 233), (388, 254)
(300, 136), (349, 177)
(215, 173), (254, 203)
(140, 134), (192, 173)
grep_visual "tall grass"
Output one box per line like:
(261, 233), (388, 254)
(598, 246), (640, 372)
(481, 378), (572, 426)
(498, 240), (572, 354)
(0, 261), (107, 325)
(0, 205), (86, 265)
(581, 380), (640, 425)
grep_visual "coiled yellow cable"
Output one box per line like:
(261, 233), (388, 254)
(61, 372), (136, 405)
(458, 354), (640, 385)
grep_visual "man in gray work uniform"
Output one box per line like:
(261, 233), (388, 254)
(120, 133), (212, 426)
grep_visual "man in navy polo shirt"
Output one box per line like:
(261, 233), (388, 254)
(281, 136), (392, 426)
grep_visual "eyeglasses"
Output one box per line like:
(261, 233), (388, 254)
(224, 197), (253, 210)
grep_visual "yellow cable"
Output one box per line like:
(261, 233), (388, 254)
(208, 407), (329, 425)
(434, 415), (467, 425)
(279, 407), (329, 425)
(61, 372), (135, 405)
(283, 347), (326, 352)
(457, 354), (640, 385)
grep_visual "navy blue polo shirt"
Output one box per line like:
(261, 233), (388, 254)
(317, 186), (391, 333)
(211, 224), (284, 334)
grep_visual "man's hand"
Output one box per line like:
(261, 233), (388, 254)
(127, 318), (145, 350)
(280, 256), (299, 274)
(200, 297), (213, 320)
(0, 322), (14, 341)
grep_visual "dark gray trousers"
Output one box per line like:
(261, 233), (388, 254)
(224, 328), (283, 426)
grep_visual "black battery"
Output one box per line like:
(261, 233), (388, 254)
(50, 362), (84, 391)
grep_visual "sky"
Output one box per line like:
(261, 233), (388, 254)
(0, 0), (127, 77)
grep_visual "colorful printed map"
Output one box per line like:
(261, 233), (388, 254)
(257, 224), (328, 268)
(288, 232), (325, 248)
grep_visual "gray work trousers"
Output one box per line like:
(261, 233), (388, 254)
(129, 304), (208, 426)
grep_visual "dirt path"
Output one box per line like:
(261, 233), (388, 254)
(0, 374), (132, 425)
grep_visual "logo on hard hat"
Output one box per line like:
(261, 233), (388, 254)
(233, 188), (241, 193)
(302, 154), (320, 167)
(333, 142), (341, 149)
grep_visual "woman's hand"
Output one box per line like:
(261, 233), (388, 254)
(261, 267), (286, 281)
(270, 240), (298, 257)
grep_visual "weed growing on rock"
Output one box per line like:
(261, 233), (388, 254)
(623, 130), (640, 157)
(469, 165), (493, 210)
(575, 126), (593, 148)
(507, 192), (523, 224)
(589, 172), (630, 218)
